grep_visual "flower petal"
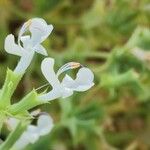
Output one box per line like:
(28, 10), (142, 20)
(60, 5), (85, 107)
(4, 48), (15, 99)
(37, 115), (53, 136)
(20, 35), (31, 48)
(29, 18), (53, 46)
(74, 67), (94, 91)
(14, 50), (34, 74)
(5, 34), (25, 56)
(61, 67), (94, 92)
(18, 19), (32, 44)
(41, 58), (60, 88)
(61, 75), (74, 98)
(38, 87), (62, 102)
(41, 24), (53, 43)
(26, 126), (39, 143)
(13, 132), (31, 150)
(61, 74), (74, 87)
(35, 44), (48, 56)
(62, 87), (73, 98)
(6, 118), (20, 130)
(13, 131), (39, 150)
(26, 125), (38, 133)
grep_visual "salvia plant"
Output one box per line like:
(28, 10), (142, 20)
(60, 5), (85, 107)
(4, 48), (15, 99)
(0, 18), (94, 150)
(0, 0), (150, 149)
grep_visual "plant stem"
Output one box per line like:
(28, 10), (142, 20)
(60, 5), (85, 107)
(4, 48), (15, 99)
(0, 122), (28, 150)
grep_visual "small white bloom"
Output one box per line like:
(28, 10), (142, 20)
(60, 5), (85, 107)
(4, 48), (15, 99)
(38, 58), (94, 102)
(7, 114), (53, 150)
(4, 18), (53, 74)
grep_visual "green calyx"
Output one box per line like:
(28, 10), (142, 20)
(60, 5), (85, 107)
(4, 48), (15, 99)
(0, 69), (44, 118)
(8, 90), (43, 115)
(0, 69), (22, 109)
(0, 69), (42, 122)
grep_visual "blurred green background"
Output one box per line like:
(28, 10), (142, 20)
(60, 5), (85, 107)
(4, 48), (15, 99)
(0, 0), (150, 149)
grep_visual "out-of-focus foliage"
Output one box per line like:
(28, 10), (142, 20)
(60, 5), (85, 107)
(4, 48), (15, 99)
(0, 0), (150, 149)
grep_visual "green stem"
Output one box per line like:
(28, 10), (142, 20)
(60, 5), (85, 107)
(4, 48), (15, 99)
(0, 122), (28, 150)
(59, 98), (73, 120)
(0, 115), (5, 133)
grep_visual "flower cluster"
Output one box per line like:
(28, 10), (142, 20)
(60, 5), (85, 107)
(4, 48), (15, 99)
(0, 18), (94, 150)
(4, 18), (94, 102)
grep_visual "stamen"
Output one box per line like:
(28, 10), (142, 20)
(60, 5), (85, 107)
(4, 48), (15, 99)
(35, 83), (49, 91)
(56, 62), (81, 76)
(70, 62), (81, 69)
(25, 19), (32, 28)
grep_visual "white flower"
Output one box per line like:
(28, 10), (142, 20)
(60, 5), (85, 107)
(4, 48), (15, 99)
(7, 114), (53, 150)
(4, 18), (53, 74)
(38, 58), (94, 102)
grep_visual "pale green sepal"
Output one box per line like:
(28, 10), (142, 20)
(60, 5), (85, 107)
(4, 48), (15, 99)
(14, 111), (32, 120)
(0, 69), (22, 109)
(8, 90), (43, 115)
